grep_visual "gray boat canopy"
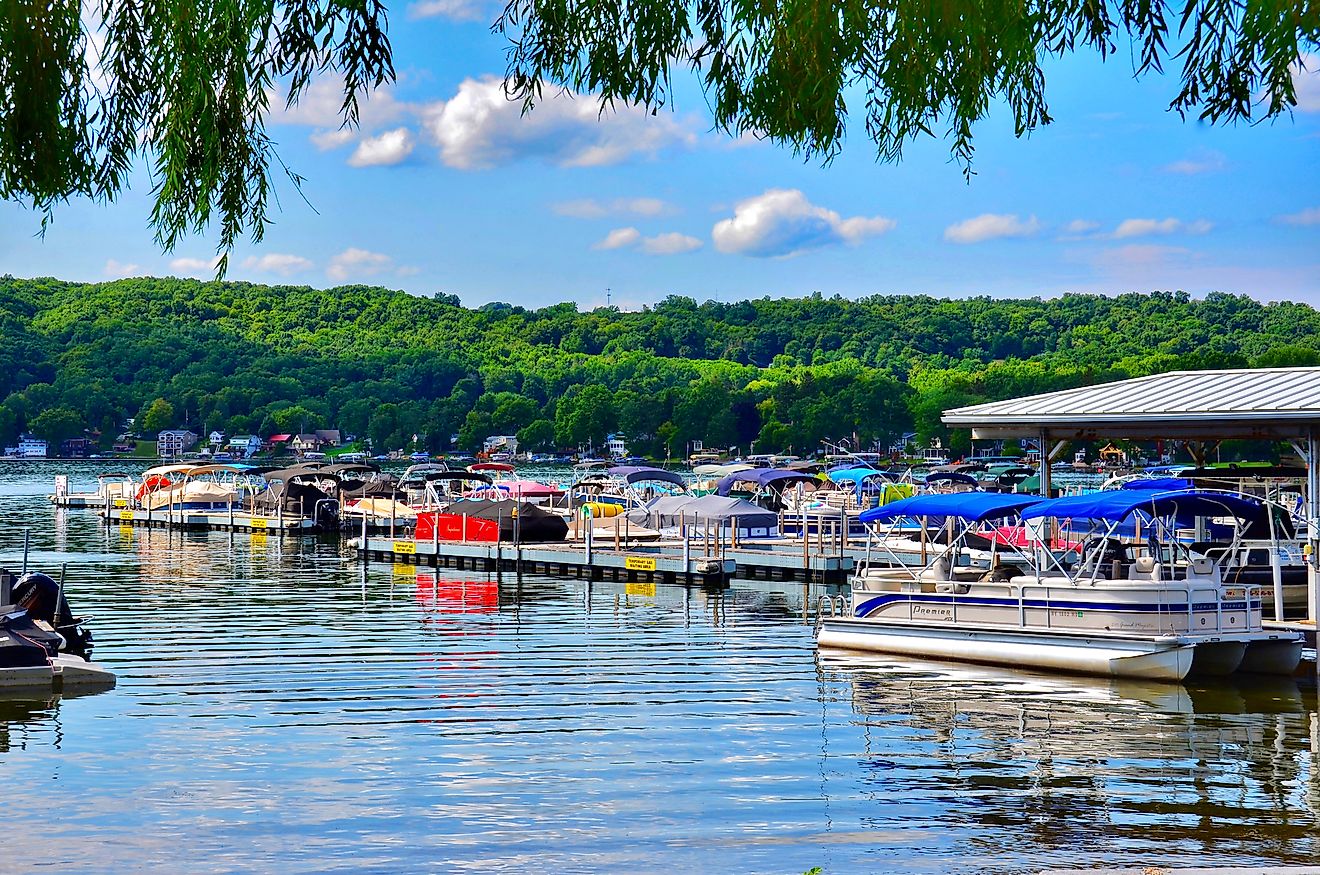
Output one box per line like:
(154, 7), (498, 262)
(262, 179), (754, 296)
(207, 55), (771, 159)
(626, 494), (778, 530)
(606, 465), (686, 488)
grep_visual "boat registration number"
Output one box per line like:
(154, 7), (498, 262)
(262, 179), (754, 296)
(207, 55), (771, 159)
(250, 518), (268, 529)
(625, 556), (657, 571)
(626, 582), (656, 597)
(394, 540), (416, 554)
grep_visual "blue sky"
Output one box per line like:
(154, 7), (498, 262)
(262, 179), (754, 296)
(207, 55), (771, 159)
(2, 5), (1318, 308)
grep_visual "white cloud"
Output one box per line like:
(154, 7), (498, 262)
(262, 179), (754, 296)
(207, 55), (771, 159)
(593, 228), (642, 250)
(1293, 53), (1320, 112)
(348, 127), (415, 167)
(310, 129), (356, 151)
(1278, 206), (1320, 226)
(396, 265), (422, 277)
(711, 189), (895, 258)
(269, 76), (413, 162)
(1063, 219), (1100, 235)
(269, 76), (408, 130)
(1161, 150), (1227, 175)
(408, 0), (488, 20)
(104, 259), (140, 278)
(169, 256), (222, 274)
(241, 253), (313, 276)
(641, 232), (702, 255)
(943, 213), (1041, 244)
(421, 76), (696, 170)
(1112, 217), (1212, 239)
(592, 227), (702, 255)
(553, 197), (674, 218)
(327, 248), (393, 281)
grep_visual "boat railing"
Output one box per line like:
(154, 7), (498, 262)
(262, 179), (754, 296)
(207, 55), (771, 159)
(912, 578), (1266, 634)
(815, 594), (848, 628)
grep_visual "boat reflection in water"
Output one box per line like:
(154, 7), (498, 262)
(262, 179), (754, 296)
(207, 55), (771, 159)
(818, 649), (1320, 869)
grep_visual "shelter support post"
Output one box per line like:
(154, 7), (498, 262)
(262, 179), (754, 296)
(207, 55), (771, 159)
(1038, 429), (1052, 497)
(1308, 429), (1319, 629)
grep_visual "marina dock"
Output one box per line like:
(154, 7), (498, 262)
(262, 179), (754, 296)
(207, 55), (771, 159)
(100, 506), (319, 533)
(353, 535), (736, 584)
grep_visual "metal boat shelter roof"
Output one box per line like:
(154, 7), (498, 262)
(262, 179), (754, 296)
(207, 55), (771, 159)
(942, 367), (1320, 440)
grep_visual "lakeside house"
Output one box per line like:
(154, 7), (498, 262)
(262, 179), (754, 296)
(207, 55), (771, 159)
(605, 433), (627, 459)
(15, 433), (48, 458)
(60, 437), (97, 458)
(483, 435), (518, 457)
(227, 435), (262, 458)
(157, 429), (199, 458)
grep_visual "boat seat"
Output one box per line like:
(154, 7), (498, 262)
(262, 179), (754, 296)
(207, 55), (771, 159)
(1129, 555), (1162, 582)
(1186, 556), (1221, 585)
(916, 556), (953, 583)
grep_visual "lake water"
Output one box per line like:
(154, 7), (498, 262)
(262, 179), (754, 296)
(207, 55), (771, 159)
(1, 463), (1316, 873)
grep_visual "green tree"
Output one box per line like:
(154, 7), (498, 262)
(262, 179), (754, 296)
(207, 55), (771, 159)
(3, 5), (1311, 253)
(141, 397), (176, 433)
(1, 0), (393, 263)
(497, 0), (1313, 171)
(29, 405), (84, 445)
(517, 418), (556, 451)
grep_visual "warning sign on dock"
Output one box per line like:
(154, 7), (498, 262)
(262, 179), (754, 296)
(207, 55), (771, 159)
(250, 518), (268, 529)
(118, 510), (133, 521)
(393, 540), (416, 554)
(624, 555), (657, 571)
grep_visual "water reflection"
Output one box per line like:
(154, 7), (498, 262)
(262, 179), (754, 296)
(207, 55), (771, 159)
(820, 652), (1320, 869)
(0, 463), (1315, 873)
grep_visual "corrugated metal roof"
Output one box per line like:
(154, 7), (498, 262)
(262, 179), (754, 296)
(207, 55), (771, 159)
(942, 367), (1320, 439)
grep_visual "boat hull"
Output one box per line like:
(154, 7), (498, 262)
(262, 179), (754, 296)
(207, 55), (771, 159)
(817, 619), (1195, 681)
(1238, 638), (1306, 675)
(1187, 640), (1247, 676)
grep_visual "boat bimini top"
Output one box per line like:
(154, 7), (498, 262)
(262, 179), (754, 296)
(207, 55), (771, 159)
(1018, 489), (1267, 583)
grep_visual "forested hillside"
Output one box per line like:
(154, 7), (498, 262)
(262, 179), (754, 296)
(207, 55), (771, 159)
(2, 275), (1317, 456)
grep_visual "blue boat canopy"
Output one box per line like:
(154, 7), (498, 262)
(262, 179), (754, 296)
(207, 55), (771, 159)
(924, 470), (978, 486)
(827, 467), (892, 486)
(859, 491), (1042, 524)
(1020, 489), (1263, 522)
(1119, 477), (1193, 491)
(606, 465), (686, 488)
(716, 468), (819, 495)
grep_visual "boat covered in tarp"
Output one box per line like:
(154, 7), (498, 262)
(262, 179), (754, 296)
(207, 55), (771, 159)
(414, 499), (568, 543)
(142, 480), (238, 510)
(254, 466), (341, 528)
(626, 494), (779, 537)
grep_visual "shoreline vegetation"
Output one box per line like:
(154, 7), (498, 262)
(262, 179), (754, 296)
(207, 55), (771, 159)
(2, 275), (1318, 460)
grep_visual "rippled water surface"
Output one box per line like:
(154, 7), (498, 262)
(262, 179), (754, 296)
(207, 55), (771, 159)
(1, 462), (1317, 873)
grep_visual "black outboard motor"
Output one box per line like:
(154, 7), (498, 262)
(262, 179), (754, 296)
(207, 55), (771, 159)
(11, 572), (94, 660)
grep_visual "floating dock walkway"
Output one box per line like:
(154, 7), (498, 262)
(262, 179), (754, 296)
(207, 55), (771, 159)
(354, 536), (736, 584)
(100, 507), (319, 533)
(353, 533), (854, 583)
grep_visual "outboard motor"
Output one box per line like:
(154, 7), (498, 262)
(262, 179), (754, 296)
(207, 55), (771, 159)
(11, 572), (94, 660)
(0, 608), (63, 668)
(313, 498), (340, 530)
